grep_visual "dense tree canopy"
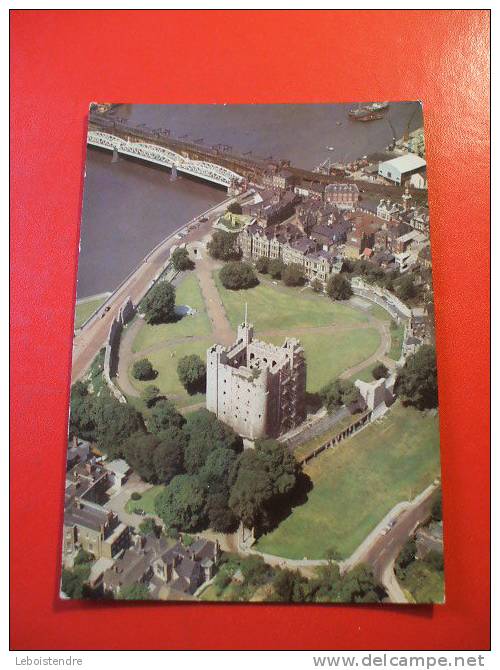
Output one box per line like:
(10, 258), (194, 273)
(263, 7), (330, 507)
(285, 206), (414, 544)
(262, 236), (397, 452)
(153, 430), (185, 484)
(326, 273), (353, 301)
(229, 439), (300, 531)
(219, 261), (258, 290)
(148, 398), (185, 434)
(142, 281), (176, 324)
(319, 378), (361, 413)
(92, 395), (144, 458)
(282, 263), (305, 287)
(395, 345), (438, 410)
(207, 230), (240, 261)
(117, 583), (151, 600)
(155, 474), (207, 531)
(171, 247), (194, 272)
(123, 433), (159, 482)
(177, 354), (206, 394)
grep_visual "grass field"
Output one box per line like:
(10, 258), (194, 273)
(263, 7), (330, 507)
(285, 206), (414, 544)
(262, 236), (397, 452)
(215, 272), (368, 332)
(125, 485), (166, 515)
(74, 297), (107, 329)
(388, 322), (405, 360)
(267, 329), (380, 393)
(255, 404), (441, 560)
(129, 337), (212, 407)
(132, 274), (211, 352)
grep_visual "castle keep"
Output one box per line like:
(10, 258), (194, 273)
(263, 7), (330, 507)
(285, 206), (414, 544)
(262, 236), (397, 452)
(206, 315), (306, 440)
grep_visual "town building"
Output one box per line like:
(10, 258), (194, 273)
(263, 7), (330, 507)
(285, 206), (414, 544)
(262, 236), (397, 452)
(103, 534), (220, 599)
(378, 153), (427, 185)
(324, 183), (360, 210)
(63, 499), (129, 560)
(206, 316), (306, 440)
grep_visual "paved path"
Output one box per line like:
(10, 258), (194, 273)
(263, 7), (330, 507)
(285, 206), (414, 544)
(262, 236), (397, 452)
(195, 254), (234, 346)
(115, 317), (145, 398)
(339, 316), (394, 380)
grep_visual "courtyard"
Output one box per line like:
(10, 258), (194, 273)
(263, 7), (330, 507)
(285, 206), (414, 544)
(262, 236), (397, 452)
(118, 264), (402, 412)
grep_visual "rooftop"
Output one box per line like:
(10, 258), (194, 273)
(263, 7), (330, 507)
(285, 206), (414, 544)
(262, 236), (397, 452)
(379, 153), (426, 173)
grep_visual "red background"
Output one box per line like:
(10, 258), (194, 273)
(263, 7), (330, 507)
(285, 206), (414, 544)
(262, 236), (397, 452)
(10, 10), (490, 650)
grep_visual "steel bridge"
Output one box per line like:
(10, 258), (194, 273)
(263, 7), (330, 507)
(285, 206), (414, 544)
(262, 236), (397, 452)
(87, 129), (244, 188)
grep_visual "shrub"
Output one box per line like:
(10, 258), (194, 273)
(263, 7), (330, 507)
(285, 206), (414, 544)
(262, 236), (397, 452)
(255, 256), (270, 274)
(268, 258), (285, 280)
(372, 363), (389, 380)
(130, 492), (142, 501)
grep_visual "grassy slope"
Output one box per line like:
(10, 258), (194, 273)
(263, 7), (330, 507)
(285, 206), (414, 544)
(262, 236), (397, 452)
(255, 404), (441, 560)
(74, 298), (106, 329)
(129, 337), (212, 407)
(215, 273), (368, 332)
(132, 273), (211, 352)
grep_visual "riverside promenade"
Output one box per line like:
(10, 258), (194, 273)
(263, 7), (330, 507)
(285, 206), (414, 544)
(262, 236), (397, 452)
(71, 196), (237, 382)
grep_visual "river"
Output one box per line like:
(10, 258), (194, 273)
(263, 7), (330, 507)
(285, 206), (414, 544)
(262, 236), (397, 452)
(77, 102), (423, 299)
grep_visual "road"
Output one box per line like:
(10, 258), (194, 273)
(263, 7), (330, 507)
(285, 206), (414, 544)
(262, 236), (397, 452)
(71, 198), (234, 383)
(355, 483), (440, 602)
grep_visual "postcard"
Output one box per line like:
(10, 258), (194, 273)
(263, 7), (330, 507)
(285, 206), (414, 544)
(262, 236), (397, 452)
(63, 102), (443, 604)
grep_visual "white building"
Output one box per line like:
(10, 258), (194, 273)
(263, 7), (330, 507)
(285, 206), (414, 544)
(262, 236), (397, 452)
(378, 154), (427, 185)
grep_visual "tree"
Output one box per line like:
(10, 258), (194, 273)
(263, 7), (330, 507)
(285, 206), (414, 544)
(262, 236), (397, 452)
(61, 564), (91, 599)
(372, 362), (389, 380)
(282, 262), (305, 287)
(338, 564), (385, 603)
(229, 439), (299, 531)
(326, 273), (352, 301)
(141, 384), (161, 408)
(319, 379), (360, 412)
(310, 278), (323, 293)
(272, 568), (309, 602)
(92, 395), (144, 458)
(123, 433), (160, 482)
(219, 261), (258, 290)
(431, 494), (442, 522)
(148, 398), (185, 434)
(255, 256), (270, 274)
(142, 281), (176, 324)
(182, 409), (242, 474)
(153, 430), (185, 484)
(177, 354), (206, 394)
(268, 258), (285, 280)
(205, 492), (238, 533)
(171, 247), (194, 271)
(155, 474), (207, 531)
(207, 230), (240, 261)
(117, 583), (151, 600)
(132, 358), (156, 381)
(395, 345), (438, 410)
(138, 517), (160, 537)
(69, 381), (96, 440)
(74, 548), (93, 566)
(227, 201), (243, 215)
(396, 274), (416, 301)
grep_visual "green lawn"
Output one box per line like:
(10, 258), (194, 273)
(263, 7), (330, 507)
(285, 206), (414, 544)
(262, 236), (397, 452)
(215, 272), (368, 333)
(388, 322), (405, 360)
(132, 273), (212, 352)
(129, 337), (212, 407)
(255, 403), (441, 560)
(267, 329), (380, 393)
(125, 485), (166, 515)
(74, 297), (107, 329)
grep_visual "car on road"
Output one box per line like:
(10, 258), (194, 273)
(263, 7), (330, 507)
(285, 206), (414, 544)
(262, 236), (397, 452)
(199, 216), (208, 223)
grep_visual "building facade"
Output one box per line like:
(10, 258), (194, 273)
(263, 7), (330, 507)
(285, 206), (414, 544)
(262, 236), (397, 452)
(206, 319), (306, 439)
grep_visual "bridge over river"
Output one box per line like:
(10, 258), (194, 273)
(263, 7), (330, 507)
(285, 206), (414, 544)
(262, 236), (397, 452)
(87, 114), (349, 190)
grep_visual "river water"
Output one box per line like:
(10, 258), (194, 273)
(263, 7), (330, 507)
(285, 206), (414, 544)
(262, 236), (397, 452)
(77, 102), (423, 299)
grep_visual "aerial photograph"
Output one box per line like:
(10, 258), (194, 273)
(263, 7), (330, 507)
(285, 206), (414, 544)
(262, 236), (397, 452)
(64, 102), (443, 604)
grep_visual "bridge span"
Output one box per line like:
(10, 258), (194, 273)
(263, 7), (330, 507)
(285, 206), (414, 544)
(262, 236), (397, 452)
(87, 129), (245, 189)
